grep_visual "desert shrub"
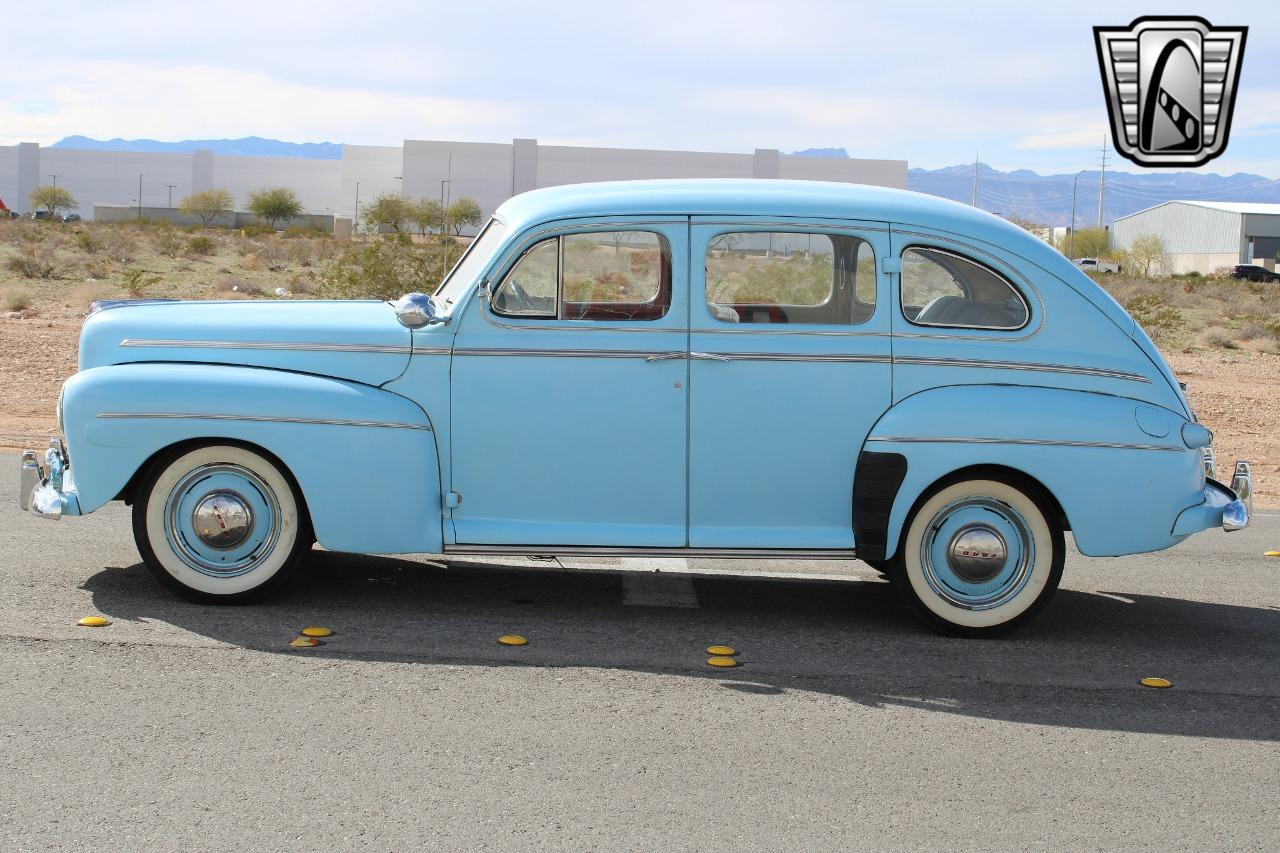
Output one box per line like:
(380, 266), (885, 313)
(1196, 326), (1236, 349)
(5, 245), (60, 279)
(1124, 293), (1184, 342)
(283, 225), (327, 239)
(2, 287), (34, 311)
(186, 235), (217, 257)
(318, 240), (437, 301)
(121, 267), (162, 298)
(75, 230), (103, 255)
(83, 257), (112, 279)
(239, 252), (263, 271)
(241, 223), (275, 238)
(288, 273), (317, 294)
(256, 241), (289, 271)
(99, 229), (139, 263)
(70, 282), (118, 311)
(213, 277), (261, 296)
(1239, 322), (1267, 341)
(150, 223), (184, 256)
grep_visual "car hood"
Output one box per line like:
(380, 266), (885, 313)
(78, 300), (411, 387)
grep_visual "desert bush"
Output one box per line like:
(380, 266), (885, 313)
(213, 277), (262, 296)
(99, 229), (139, 263)
(83, 257), (112, 279)
(286, 240), (320, 267)
(1240, 335), (1278, 354)
(75, 230), (103, 255)
(5, 245), (60, 279)
(318, 240), (437, 301)
(283, 225), (327, 239)
(1196, 326), (1237, 349)
(1239, 322), (1268, 341)
(2, 287), (34, 311)
(70, 282), (118, 311)
(239, 252), (263, 271)
(149, 223), (184, 256)
(257, 241), (290, 271)
(288, 273), (317, 295)
(241, 223), (275, 238)
(121, 267), (162, 298)
(1124, 293), (1185, 342)
(186, 235), (217, 257)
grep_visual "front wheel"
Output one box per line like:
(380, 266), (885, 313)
(132, 444), (313, 603)
(888, 477), (1064, 637)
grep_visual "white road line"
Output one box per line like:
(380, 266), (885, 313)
(620, 558), (699, 608)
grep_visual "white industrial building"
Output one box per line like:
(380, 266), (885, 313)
(1113, 200), (1280, 274)
(0, 139), (907, 233)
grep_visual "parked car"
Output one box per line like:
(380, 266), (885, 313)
(1229, 264), (1280, 283)
(1073, 257), (1120, 274)
(18, 180), (1252, 636)
(29, 210), (52, 221)
(62, 213), (82, 223)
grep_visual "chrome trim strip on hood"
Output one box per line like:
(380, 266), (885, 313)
(866, 436), (1180, 452)
(97, 412), (431, 431)
(119, 338), (412, 354)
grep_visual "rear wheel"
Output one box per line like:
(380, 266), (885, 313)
(132, 444), (312, 603)
(888, 477), (1063, 637)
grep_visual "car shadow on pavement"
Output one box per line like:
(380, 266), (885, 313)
(82, 550), (1280, 743)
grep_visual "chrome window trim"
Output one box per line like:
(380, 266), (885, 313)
(866, 436), (1180, 452)
(898, 245), (1032, 332)
(120, 338), (412, 354)
(443, 544), (857, 560)
(690, 326), (890, 338)
(96, 412), (432, 431)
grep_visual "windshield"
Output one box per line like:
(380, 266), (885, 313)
(434, 219), (508, 310)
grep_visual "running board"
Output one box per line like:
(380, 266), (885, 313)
(442, 544), (858, 560)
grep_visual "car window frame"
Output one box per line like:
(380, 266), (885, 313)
(898, 244), (1032, 332)
(490, 229), (673, 322)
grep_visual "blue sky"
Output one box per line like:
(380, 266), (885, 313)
(3, 0), (1277, 176)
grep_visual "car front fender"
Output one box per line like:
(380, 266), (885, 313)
(61, 363), (443, 554)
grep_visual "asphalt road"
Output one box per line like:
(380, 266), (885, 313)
(2, 454), (1278, 851)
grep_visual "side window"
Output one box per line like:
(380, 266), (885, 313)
(900, 247), (1029, 330)
(490, 231), (671, 321)
(704, 232), (875, 325)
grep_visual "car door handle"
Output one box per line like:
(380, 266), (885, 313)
(644, 351), (686, 362)
(690, 352), (732, 362)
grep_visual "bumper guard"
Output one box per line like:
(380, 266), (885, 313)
(17, 438), (80, 520)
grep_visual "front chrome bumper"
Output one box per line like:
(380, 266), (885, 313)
(17, 438), (80, 520)
(1172, 461), (1253, 536)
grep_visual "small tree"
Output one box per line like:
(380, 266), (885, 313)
(1129, 233), (1167, 277)
(179, 189), (233, 228)
(362, 193), (412, 234)
(247, 187), (303, 229)
(29, 185), (77, 219)
(409, 198), (444, 236)
(1072, 227), (1111, 260)
(446, 197), (483, 236)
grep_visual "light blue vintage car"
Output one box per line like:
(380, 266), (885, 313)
(19, 179), (1253, 635)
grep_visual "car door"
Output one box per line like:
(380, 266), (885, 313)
(687, 217), (893, 549)
(449, 218), (689, 547)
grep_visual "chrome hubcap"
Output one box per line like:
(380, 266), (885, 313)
(919, 496), (1035, 611)
(946, 524), (1008, 583)
(191, 490), (254, 550)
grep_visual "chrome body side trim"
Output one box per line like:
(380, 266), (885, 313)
(893, 356), (1149, 383)
(695, 351), (889, 364)
(453, 348), (677, 360)
(867, 436), (1182, 452)
(120, 338), (412, 354)
(411, 345), (453, 355)
(443, 544), (857, 560)
(96, 412), (432, 431)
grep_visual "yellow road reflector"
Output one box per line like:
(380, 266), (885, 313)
(706, 645), (736, 656)
(707, 656), (738, 668)
(498, 634), (528, 646)
(289, 636), (319, 648)
(1265, 551), (1280, 557)
(300, 626), (332, 638)
(1140, 677), (1172, 689)
(77, 616), (110, 628)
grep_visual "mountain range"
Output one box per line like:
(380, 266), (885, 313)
(52, 137), (1280, 225)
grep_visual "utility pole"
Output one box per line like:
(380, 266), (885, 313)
(354, 181), (361, 235)
(970, 152), (979, 206)
(1070, 170), (1085, 259)
(1096, 137), (1108, 228)
(166, 185), (177, 208)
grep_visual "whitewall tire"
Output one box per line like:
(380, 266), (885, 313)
(132, 444), (313, 603)
(889, 477), (1064, 637)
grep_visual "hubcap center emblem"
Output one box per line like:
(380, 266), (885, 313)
(946, 524), (1008, 583)
(192, 490), (254, 550)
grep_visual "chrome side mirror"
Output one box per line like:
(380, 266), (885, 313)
(392, 292), (439, 329)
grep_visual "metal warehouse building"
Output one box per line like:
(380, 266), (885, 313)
(1113, 200), (1280, 275)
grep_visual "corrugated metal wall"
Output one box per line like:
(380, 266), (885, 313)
(1113, 202), (1241, 254)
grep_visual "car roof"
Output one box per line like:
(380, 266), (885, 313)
(492, 178), (1134, 336)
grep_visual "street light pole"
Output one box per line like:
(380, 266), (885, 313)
(1069, 170), (1084, 259)
(137, 174), (144, 220)
(354, 181), (361, 234)
(50, 174), (61, 188)
(166, 185), (177, 208)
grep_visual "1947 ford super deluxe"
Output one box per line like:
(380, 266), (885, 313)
(18, 179), (1253, 636)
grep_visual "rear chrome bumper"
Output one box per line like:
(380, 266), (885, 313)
(1172, 463), (1253, 536)
(17, 438), (80, 520)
